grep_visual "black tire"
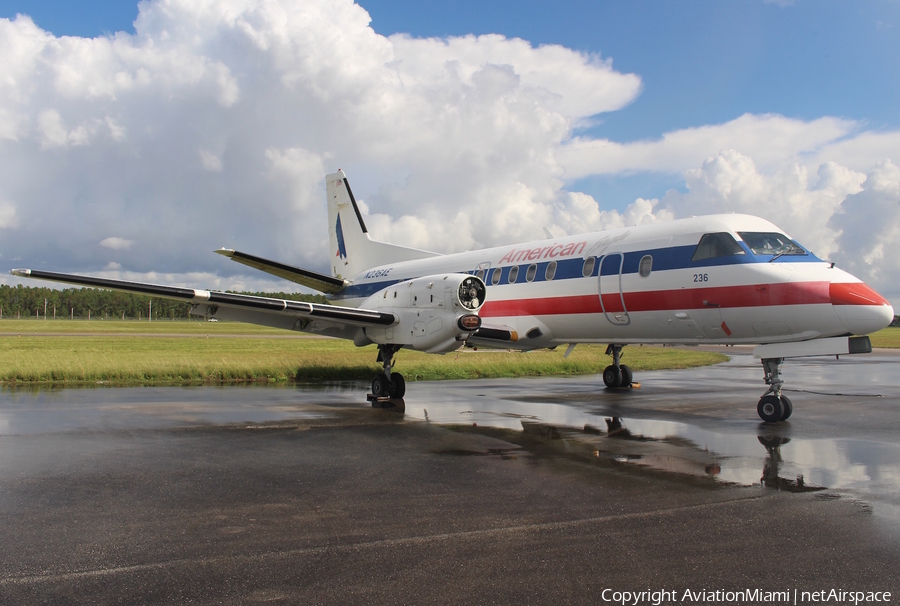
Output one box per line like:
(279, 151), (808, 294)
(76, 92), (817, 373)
(779, 395), (793, 421)
(389, 372), (406, 398)
(371, 374), (390, 397)
(603, 365), (622, 389)
(620, 364), (633, 387)
(757, 395), (784, 423)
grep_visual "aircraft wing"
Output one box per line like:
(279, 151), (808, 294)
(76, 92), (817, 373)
(9, 269), (394, 338)
(214, 249), (347, 294)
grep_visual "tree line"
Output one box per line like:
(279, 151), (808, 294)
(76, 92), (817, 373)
(0, 285), (327, 320)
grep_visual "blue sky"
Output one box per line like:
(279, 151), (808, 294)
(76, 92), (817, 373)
(1, 0), (899, 305)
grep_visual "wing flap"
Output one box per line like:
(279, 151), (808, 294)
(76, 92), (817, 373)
(214, 249), (346, 294)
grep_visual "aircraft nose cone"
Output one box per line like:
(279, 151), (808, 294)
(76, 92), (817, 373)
(830, 282), (894, 335)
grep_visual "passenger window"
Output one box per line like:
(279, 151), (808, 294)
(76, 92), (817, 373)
(639, 255), (652, 277)
(508, 266), (519, 284)
(491, 268), (501, 286)
(545, 261), (557, 281)
(692, 233), (745, 262)
(582, 257), (595, 277)
(525, 264), (537, 282)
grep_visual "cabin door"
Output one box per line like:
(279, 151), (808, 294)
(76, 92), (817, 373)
(598, 253), (630, 326)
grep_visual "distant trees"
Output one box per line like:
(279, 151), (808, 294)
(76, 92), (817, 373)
(0, 285), (327, 320)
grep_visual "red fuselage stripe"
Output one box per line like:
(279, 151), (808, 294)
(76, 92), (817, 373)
(479, 281), (834, 317)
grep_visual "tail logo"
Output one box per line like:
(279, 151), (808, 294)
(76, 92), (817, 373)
(335, 214), (348, 260)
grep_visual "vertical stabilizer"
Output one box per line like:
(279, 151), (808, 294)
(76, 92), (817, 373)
(326, 170), (438, 280)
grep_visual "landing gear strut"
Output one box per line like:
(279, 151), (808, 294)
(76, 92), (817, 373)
(603, 344), (633, 389)
(371, 345), (406, 400)
(757, 357), (792, 423)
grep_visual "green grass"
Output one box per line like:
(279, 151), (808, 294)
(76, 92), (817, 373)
(0, 319), (728, 386)
(0, 318), (288, 335)
(870, 326), (900, 349)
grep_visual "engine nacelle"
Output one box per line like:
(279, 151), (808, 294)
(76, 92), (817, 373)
(360, 273), (486, 353)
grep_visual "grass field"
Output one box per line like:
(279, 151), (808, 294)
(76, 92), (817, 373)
(0, 319), (729, 386)
(869, 326), (900, 348)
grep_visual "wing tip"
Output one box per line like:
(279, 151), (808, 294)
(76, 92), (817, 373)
(10, 268), (30, 277)
(214, 248), (235, 257)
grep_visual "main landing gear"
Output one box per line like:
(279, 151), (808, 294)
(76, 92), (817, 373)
(757, 357), (792, 423)
(602, 344), (634, 389)
(370, 344), (406, 400)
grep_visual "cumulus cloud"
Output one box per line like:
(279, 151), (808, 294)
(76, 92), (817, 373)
(829, 161), (900, 297)
(552, 192), (674, 236)
(660, 150), (866, 259)
(0, 0), (897, 308)
(657, 150), (900, 304)
(0, 0), (642, 288)
(560, 114), (862, 178)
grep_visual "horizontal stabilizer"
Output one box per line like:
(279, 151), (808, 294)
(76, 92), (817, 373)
(215, 249), (346, 294)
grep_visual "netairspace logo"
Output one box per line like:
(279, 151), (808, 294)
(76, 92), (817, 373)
(600, 588), (892, 605)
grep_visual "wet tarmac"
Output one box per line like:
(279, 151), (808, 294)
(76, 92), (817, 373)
(1, 348), (898, 604)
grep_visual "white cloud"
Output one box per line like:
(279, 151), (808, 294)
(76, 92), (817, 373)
(657, 150), (900, 305)
(828, 161), (900, 297)
(100, 237), (134, 250)
(388, 33), (641, 119)
(560, 113), (858, 178)
(0, 200), (17, 228)
(199, 149), (223, 172)
(0, 0), (643, 276)
(0, 0), (897, 313)
(552, 192), (674, 236)
(661, 149), (867, 260)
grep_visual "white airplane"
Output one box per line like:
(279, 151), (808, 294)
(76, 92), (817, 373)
(11, 170), (894, 422)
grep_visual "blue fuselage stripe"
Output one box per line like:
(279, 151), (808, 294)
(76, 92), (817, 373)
(329, 244), (820, 301)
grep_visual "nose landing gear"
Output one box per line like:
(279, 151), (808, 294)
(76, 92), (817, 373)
(758, 357), (792, 422)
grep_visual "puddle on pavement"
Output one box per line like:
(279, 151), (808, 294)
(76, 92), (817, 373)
(2, 381), (899, 529)
(401, 388), (900, 530)
(0, 383), (360, 435)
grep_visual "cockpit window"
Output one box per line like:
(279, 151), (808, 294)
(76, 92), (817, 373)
(691, 232), (745, 262)
(738, 232), (806, 258)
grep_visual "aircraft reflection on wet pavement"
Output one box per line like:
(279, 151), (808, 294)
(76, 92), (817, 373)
(1, 370), (898, 528)
(448, 412), (827, 494)
(412, 404), (890, 495)
(757, 435), (825, 493)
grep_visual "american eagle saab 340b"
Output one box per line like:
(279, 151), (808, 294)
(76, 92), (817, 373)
(12, 170), (894, 422)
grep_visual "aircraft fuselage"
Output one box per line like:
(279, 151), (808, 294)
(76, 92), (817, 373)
(332, 214), (892, 349)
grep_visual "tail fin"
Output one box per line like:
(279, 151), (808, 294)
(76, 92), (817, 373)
(326, 170), (438, 280)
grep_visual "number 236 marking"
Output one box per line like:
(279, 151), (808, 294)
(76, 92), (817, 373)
(693, 273), (709, 283)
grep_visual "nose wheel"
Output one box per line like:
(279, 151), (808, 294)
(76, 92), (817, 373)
(758, 358), (792, 422)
